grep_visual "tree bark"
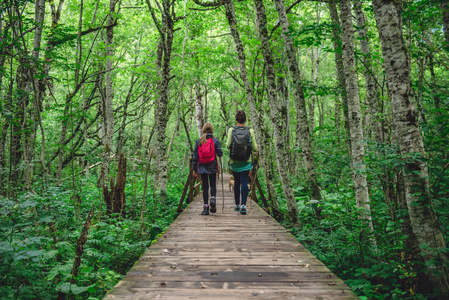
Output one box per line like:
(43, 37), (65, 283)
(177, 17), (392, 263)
(273, 0), (322, 207)
(353, 0), (382, 144)
(328, 0), (351, 153)
(194, 82), (204, 138)
(99, 0), (116, 188)
(340, 0), (374, 232)
(441, 1), (449, 48)
(146, 0), (178, 203)
(116, 74), (138, 156)
(254, 0), (299, 225)
(0, 15), (10, 194)
(428, 53), (441, 118)
(103, 153), (126, 217)
(373, 0), (449, 295)
(218, 0), (279, 212)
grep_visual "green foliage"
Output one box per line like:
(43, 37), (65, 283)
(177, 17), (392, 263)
(0, 166), (183, 299)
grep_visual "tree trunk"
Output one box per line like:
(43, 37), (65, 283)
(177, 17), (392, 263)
(335, 96), (341, 129)
(353, 0), (382, 144)
(136, 98), (146, 150)
(220, 0), (279, 212)
(309, 46), (319, 134)
(56, 98), (70, 182)
(328, 0), (351, 154)
(254, 0), (299, 225)
(116, 74), (137, 156)
(373, 0), (449, 295)
(146, 0), (177, 204)
(103, 153), (126, 217)
(99, 0), (116, 188)
(277, 72), (289, 159)
(195, 82), (203, 138)
(0, 17), (9, 195)
(441, 1), (449, 47)
(273, 0), (322, 206)
(428, 53), (441, 118)
(340, 0), (374, 232)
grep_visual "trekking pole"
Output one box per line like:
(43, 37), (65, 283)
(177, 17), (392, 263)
(220, 157), (224, 212)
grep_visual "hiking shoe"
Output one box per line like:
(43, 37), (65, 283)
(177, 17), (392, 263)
(240, 205), (246, 215)
(210, 198), (216, 213)
(201, 206), (209, 215)
(234, 205), (240, 211)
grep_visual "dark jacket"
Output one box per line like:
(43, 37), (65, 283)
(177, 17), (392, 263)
(192, 133), (223, 174)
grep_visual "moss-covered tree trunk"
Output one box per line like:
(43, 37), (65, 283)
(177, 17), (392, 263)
(373, 0), (449, 295)
(273, 0), (322, 209)
(340, 0), (374, 232)
(254, 0), (298, 225)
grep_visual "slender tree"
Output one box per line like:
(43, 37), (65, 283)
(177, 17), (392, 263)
(145, 0), (182, 203)
(254, 0), (299, 224)
(353, 0), (382, 144)
(340, 0), (374, 232)
(373, 0), (449, 295)
(328, 0), (351, 153)
(273, 0), (322, 207)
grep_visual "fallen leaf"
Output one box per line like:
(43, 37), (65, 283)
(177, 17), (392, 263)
(328, 282), (336, 286)
(160, 283), (166, 288)
(258, 274), (263, 277)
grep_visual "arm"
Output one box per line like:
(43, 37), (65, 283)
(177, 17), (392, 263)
(226, 127), (233, 149)
(250, 129), (258, 152)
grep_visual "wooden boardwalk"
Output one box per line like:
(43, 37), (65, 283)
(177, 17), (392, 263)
(106, 174), (358, 299)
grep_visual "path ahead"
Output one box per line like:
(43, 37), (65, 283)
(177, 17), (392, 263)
(106, 173), (358, 299)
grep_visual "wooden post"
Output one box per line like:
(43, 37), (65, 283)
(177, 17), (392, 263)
(177, 173), (192, 213)
(255, 177), (269, 211)
(187, 176), (197, 203)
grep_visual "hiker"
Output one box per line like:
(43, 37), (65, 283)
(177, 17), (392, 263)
(192, 122), (223, 215)
(226, 110), (258, 215)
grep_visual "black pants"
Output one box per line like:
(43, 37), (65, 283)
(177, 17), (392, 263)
(201, 173), (216, 205)
(232, 170), (249, 206)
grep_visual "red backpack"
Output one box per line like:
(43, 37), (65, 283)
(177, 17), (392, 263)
(198, 138), (216, 164)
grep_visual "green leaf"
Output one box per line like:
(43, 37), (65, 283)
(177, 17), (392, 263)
(56, 282), (71, 294)
(71, 284), (91, 295)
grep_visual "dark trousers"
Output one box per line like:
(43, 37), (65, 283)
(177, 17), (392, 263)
(201, 173), (216, 205)
(232, 170), (249, 206)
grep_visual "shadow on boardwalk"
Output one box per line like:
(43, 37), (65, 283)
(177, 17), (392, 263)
(105, 173), (359, 299)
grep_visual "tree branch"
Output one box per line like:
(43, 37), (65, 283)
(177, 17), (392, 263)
(192, 0), (223, 7)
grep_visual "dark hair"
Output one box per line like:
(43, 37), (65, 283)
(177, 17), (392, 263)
(235, 110), (246, 124)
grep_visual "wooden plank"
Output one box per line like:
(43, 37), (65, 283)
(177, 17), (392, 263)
(105, 173), (358, 299)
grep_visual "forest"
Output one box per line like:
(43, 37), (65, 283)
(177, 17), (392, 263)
(0, 0), (448, 299)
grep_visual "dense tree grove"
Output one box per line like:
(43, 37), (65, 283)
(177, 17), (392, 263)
(0, 0), (448, 298)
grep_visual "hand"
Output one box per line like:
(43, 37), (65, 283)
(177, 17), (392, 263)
(193, 171), (198, 179)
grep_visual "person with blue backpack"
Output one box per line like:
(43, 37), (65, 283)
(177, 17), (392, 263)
(226, 110), (258, 215)
(192, 122), (223, 215)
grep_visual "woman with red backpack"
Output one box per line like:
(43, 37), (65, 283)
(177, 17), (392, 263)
(192, 122), (223, 215)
